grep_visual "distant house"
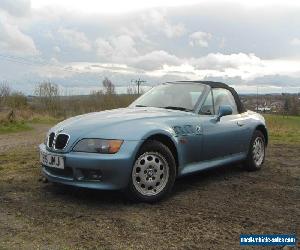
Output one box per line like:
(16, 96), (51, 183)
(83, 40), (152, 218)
(270, 101), (283, 110)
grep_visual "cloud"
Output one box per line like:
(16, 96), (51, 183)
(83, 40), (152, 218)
(58, 27), (91, 51)
(290, 38), (300, 46)
(191, 53), (262, 70)
(131, 50), (181, 70)
(53, 46), (61, 53)
(247, 74), (300, 87)
(96, 35), (138, 62)
(110, 35), (138, 58)
(219, 38), (226, 48)
(96, 34), (180, 70)
(189, 31), (212, 47)
(164, 23), (186, 38)
(0, 0), (31, 17)
(142, 9), (186, 38)
(0, 15), (38, 55)
(1, 1), (300, 93)
(95, 38), (114, 59)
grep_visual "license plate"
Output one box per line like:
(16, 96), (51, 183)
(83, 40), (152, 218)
(40, 151), (64, 169)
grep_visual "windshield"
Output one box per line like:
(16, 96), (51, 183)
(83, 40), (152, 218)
(130, 83), (206, 111)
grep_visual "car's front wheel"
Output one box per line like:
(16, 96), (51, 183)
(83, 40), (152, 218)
(245, 130), (266, 171)
(126, 140), (176, 202)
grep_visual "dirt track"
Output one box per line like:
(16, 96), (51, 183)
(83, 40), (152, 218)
(0, 125), (299, 249)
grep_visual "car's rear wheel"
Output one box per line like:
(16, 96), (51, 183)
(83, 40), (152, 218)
(244, 130), (266, 171)
(126, 140), (176, 202)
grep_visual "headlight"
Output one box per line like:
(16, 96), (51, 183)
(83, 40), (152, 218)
(73, 139), (123, 154)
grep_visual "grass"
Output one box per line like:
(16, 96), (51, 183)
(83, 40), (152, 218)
(0, 148), (38, 176)
(0, 121), (32, 134)
(29, 115), (60, 124)
(0, 114), (59, 134)
(264, 114), (300, 145)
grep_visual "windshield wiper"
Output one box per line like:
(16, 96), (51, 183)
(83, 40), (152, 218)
(160, 106), (192, 112)
(135, 105), (148, 107)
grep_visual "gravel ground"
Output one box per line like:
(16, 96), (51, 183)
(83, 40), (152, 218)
(0, 124), (50, 153)
(0, 125), (299, 249)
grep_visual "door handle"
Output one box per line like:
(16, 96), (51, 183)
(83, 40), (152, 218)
(237, 121), (245, 127)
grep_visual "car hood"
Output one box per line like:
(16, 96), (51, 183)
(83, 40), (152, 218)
(50, 107), (193, 140)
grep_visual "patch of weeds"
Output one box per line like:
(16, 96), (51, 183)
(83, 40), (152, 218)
(264, 115), (300, 145)
(29, 115), (60, 125)
(0, 121), (32, 134)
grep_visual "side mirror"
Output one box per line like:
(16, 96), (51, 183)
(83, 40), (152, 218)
(216, 105), (233, 121)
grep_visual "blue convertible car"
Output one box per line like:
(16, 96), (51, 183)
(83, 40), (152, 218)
(40, 81), (268, 202)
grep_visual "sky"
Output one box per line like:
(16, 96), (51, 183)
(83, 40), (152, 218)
(0, 0), (300, 94)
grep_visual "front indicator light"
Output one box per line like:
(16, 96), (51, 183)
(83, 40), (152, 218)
(107, 140), (123, 153)
(73, 139), (123, 154)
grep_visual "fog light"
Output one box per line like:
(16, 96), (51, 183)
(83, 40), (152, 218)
(89, 170), (102, 180)
(81, 169), (102, 181)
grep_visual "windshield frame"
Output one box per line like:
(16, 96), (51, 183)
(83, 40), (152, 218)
(129, 82), (209, 113)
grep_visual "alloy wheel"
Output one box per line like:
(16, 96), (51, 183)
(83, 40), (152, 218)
(132, 152), (169, 196)
(252, 137), (265, 167)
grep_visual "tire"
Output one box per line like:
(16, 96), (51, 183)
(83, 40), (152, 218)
(244, 130), (266, 171)
(126, 140), (176, 202)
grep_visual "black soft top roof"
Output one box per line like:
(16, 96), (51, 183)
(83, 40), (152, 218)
(168, 80), (246, 113)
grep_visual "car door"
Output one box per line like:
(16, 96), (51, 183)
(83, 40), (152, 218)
(200, 88), (249, 161)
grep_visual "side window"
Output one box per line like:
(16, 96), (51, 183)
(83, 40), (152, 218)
(212, 88), (238, 114)
(200, 90), (214, 115)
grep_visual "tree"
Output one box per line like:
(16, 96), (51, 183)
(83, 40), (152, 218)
(289, 95), (299, 116)
(7, 91), (27, 109)
(34, 81), (60, 115)
(127, 85), (138, 95)
(102, 77), (115, 95)
(0, 82), (11, 107)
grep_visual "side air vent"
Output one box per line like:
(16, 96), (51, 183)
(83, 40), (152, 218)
(54, 134), (69, 149)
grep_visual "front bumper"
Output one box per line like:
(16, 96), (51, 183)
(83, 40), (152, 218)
(39, 140), (141, 190)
